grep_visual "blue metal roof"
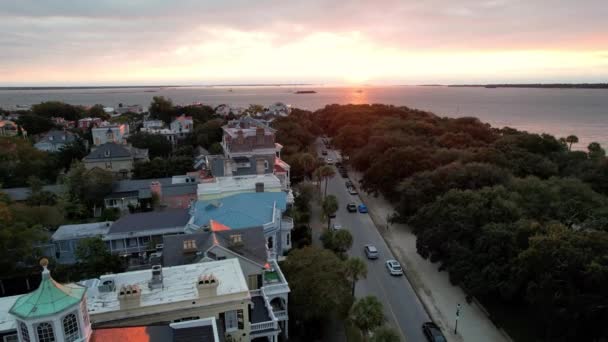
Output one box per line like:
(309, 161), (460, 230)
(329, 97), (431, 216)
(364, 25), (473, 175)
(192, 192), (287, 229)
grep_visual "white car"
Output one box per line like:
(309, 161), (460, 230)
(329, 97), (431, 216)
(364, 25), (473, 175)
(385, 260), (403, 276)
(326, 158), (334, 164)
(348, 187), (358, 195)
(332, 223), (343, 231)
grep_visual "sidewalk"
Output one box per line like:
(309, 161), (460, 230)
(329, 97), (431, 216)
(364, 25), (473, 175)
(351, 171), (511, 342)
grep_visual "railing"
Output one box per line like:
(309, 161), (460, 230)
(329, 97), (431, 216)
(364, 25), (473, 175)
(274, 310), (288, 320)
(263, 283), (290, 296)
(250, 289), (262, 297)
(251, 320), (276, 332)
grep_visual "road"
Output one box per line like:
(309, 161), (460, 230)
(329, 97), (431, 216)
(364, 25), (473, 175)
(317, 138), (430, 342)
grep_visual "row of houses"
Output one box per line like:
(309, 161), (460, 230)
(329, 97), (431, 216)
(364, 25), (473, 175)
(0, 116), (294, 342)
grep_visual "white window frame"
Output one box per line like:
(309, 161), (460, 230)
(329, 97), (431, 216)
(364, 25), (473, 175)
(4, 334), (18, 342)
(62, 312), (80, 342)
(224, 310), (238, 332)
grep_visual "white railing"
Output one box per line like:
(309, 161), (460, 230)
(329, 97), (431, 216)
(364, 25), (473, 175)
(250, 289), (262, 297)
(263, 283), (289, 296)
(274, 310), (288, 320)
(251, 320), (276, 332)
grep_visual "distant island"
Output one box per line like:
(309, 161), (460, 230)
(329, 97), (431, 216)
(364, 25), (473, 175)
(449, 83), (608, 89)
(295, 90), (317, 94)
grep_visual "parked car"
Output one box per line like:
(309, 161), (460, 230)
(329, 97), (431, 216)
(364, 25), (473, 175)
(385, 259), (403, 276)
(332, 223), (343, 231)
(348, 187), (358, 195)
(322, 150), (328, 156)
(326, 158), (334, 164)
(364, 245), (379, 259)
(422, 322), (447, 342)
(345, 180), (354, 188)
(358, 204), (368, 213)
(329, 212), (336, 218)
(347, 203), (357, 212)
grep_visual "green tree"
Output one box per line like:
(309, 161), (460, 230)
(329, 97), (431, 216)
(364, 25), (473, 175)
(16, 114), (55, 135)
(208, 142), (223, 154)
(318, 165), (336, 198)
(281, 247), (353, 322)
(194, 118), (224, 148)
(350, 296), (385, 338)
(149, 96), (175, 124)
(127, 132), (172, 158)
(587, 142), (606, 161)
(322, 195), (339, 228)
(298, 152), (317, 179)
(321, 229), (353, 258)
(56, 139), (88, 171)
(32, 101), (83, 121)
(346, 257), (368, 297)
(88, 104), (110, 120)
(75, 237), (123, 278)
(565, 135), (579, 151)
(370, 326), (401, 342)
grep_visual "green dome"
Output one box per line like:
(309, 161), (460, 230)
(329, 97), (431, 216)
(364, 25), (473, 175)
(9, 262), (86, 319)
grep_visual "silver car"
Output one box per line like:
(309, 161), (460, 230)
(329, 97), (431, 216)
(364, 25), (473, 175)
(385, 259), (403, 276)
(364, 245), (379, 259)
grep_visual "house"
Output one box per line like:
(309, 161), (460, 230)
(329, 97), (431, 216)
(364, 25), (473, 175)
(265, 102), (290, 117)
(0, 120), (24, 137)
(51, 222), (113, 264)
(170, 114), (193, 138)
(34, 130), (76, 152)
(92, 123), (129, 145)
(83, 142), (148, 178)
(162, 225), (290, 341)
(104, 176), (198, 211)
(142, 119), (165, 129)
(0, 259), (227, 342)
(115, 104), (143, 115)
(78, 117), (103, 130)
(208, 117), (291, 190)
(51, 117), (76, 129)
(191, 175), (293, 256)
(1, 184), (66, 202)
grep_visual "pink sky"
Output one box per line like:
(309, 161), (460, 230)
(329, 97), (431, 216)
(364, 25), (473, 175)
(1, 0), (607, 86)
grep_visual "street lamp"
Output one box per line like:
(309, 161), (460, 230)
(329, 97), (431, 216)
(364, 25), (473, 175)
(454, 303), (461, 334)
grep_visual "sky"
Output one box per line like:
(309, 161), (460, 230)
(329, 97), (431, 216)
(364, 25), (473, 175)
(1, 0), (608, 86)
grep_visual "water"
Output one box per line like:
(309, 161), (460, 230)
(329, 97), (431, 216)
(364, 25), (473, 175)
(1, 85), (606, 149)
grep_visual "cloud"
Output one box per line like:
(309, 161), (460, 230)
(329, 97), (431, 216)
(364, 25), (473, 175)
(0, 0), (607, 84)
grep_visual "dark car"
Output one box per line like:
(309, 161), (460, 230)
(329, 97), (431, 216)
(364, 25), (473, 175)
(329, 212), (336, 218)
(322, 150), (328, 156)
(422, 322), (447, 342)
(358, 204), (368, 213)
(340, 171), (349, 178)
(345, 180), (354, 188)
(347, 203), (357, 212)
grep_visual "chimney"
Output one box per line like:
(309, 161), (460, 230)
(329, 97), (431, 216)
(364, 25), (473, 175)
(118, 284), (141, 310)
(150, 181), (162, 199)
(255, 182), (264, 193)
(196, 274), (219, 298)
(149, 264), (163, 290)
(256, 127), (265, 144)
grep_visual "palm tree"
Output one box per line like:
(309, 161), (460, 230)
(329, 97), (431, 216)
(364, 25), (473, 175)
(346, 257), (368, 297)
(350, 296), (385, 339)
(565, 135), (579, 151)
(322, 195), (339, 229)
(298, 153), (316, 179)
(318, 165), (336, 198)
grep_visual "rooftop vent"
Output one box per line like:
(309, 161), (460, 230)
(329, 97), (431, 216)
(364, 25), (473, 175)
(197, 274), (219, 298)
(98, 279), (116, 293)
(149, 264), (163, 290)
(255, 182), (264, 193)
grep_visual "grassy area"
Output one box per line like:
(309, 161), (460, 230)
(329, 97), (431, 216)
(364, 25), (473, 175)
(264, 271), (280, 283)
(345, 321), (364, 342)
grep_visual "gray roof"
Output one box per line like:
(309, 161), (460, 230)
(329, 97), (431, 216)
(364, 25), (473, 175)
(52, 221), (112, 241)
(1, 184), (66, 201)
(162, 226), (267, 267)
(108, 208), (190, 234)
(105, 178), (197, 200)
(36, 130), (76, 144)
(85, 142), (132, 160)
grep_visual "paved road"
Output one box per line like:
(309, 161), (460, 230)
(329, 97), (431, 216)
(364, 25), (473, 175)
(317, 139), (430, 342)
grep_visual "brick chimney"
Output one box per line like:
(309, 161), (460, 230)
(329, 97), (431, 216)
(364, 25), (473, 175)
(150, 181), (162, 199)
(118, 284), (141, 310)
(196, 274), (219, 299)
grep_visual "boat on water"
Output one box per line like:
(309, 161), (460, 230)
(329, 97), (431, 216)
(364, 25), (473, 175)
(295, 90), (317, 94)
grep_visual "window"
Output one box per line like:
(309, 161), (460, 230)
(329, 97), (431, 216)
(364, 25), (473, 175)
(3, 334), (18, 342)
(36, 322), (55, 342)
(224, 310), (238, 331)
(62, 313), (80, 342)
(230, 234), (242, 244)
(19, 322), (30, 342)
(264, 160), (269, 170)
(173, 316), (199, 323)
(58, 241), (71, 252)
(183, 239), (197, 250)
(286, 233), (291, 246)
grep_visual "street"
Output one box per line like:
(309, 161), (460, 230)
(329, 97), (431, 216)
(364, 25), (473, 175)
(317, 139), (430, 342)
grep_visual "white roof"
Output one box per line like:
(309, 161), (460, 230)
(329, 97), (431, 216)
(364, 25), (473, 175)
(52, 222), (112, 241)
(197, 174), (282, 198)
(85, 258), (249, 315)
(0, 295), (20, 333)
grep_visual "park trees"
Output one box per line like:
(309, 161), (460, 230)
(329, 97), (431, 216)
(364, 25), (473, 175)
(127, 132), (172, 158)
(149, 96), (175, 123)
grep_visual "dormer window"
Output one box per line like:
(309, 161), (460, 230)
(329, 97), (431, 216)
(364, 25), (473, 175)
(230, 234), (242, 244)
(104, 149), (111, 157)
(183, 239), (197, 250)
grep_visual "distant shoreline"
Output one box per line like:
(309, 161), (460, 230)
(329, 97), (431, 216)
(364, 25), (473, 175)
(448, 83), (608, 89)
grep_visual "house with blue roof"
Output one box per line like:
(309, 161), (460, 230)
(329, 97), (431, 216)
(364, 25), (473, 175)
(188, 191), (293, 258)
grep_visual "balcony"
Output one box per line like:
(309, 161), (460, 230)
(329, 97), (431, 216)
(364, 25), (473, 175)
(250, 293), (279, 336)
(262, 260), (290, 297)
(281, 216), (294, 231)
